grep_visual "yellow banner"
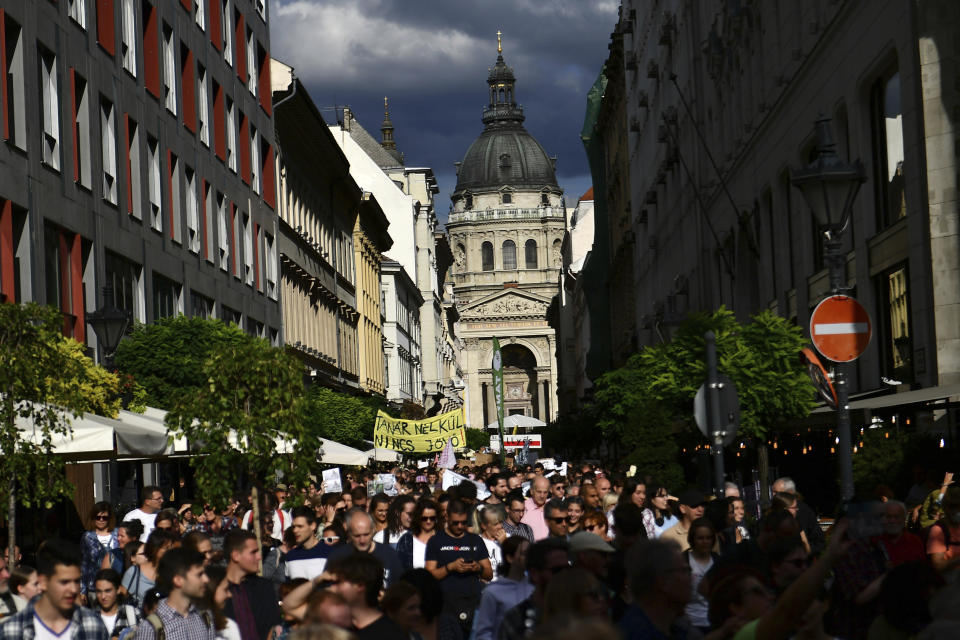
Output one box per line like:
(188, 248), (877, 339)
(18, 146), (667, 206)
(373, 408), (467, 453)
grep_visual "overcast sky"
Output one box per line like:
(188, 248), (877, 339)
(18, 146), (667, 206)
(270, 0), (619, 224)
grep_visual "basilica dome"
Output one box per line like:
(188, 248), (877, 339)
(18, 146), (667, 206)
(453, 49), (558, 195)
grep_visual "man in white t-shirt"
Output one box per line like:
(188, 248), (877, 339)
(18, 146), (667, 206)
(123, 486), (164, 542)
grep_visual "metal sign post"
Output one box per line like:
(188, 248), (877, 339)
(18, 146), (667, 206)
(705, 332), (725, 497)
(492, 337), (506, 466)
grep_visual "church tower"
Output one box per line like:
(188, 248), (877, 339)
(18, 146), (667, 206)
(446, 34), (565, 430)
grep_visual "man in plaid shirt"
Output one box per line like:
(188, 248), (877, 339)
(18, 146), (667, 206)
(0, 539), (108, 639)
(134, 548), (215, 639)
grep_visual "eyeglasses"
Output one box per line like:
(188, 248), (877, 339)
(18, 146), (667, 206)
(421, 516), (437, 522)
(449, 519), (468, 527)
(548, 517), (567, 524)
(95, 515), (109, 521)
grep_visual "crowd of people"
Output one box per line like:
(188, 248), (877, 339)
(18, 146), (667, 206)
(1, 461), (959, 640)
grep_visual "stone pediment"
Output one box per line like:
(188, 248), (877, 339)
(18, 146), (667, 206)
(460, 289), (551, 320)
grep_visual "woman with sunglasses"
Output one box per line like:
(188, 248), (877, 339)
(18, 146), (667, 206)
(581, 510), (611, 541)
(396, 498), (440, 570)
(80, 501), (123, 604)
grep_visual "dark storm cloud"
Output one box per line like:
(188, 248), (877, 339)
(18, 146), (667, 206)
(270, 0), (617, 218)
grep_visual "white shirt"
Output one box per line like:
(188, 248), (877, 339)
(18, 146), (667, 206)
(482, 537), (502, 581)
(373, 529), (405, 548)
(122, 508), (157, 542)
(684, 552), (714, 628)
(100, 612), (118, 634)
(239, 509), (288, 540)
(412, 537), (428, 569)
(32, 613), (70, 640)
(217, 618), (243, 640)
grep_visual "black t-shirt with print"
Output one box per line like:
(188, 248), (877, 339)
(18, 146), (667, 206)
(425, 530), (489, 598)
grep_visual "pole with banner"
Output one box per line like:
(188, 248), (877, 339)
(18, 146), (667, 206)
(492, 337), (506, 466)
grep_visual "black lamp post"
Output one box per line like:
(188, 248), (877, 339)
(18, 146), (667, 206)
(86, 286), (132, 369)
(791, 115), (866, 503)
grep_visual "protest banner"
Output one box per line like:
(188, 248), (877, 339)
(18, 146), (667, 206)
(373, 408), (467, 453)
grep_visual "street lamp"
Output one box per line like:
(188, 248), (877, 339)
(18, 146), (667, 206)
(791, 115), (866, 503)
(86, 286), (132, 369)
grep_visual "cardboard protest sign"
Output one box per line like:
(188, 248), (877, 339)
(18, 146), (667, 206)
(373, 408), (466, 453)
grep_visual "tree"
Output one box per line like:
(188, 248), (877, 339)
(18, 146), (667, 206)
(165, 338), (316, 560)
(301, 387), (379, 450)
(114, 316), (250, 409)
(0, 304), (117, 563)
(587, 308), (814, 489)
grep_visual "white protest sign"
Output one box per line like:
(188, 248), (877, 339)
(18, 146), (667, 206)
(442, 469), (467, 491)
(417, 460), (429, 469)
(559, 462), (568, 477)
(322, 468), (342, 493)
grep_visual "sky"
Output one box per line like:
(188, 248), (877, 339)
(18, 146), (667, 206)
(269, 0), (620, 225)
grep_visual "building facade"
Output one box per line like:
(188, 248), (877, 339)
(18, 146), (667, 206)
(0, 0), (281, 354)
(446, 42), (565, 429)
(382, 258), (423, 403)
(353, 192), (391, 395)
(272, 59), (366, 389)
(615, 0), (960, 428)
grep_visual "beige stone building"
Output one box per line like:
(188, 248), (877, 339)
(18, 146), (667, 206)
(446, 43), (565, 428)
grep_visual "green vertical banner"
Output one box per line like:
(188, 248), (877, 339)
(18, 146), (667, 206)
(492, 336), (506, 465)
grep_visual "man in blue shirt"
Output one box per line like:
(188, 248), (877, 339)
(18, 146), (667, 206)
(285, 506), (332, 580)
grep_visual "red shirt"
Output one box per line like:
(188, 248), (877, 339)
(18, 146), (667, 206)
(879, 531), (925, 566)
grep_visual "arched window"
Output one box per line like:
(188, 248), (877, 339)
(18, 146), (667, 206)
(502, 240), (517, 270)
(525, 239), (538, 269)
(481, 241), (494, 271)
(464, 194), (473, 210)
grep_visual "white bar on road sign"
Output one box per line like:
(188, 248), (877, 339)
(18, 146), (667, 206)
(813, 322), (869, 335)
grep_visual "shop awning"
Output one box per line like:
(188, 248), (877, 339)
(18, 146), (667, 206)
(811, 383), (960, 413)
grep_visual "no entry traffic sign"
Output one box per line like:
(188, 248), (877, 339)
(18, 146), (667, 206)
(810, 295), (872, 362)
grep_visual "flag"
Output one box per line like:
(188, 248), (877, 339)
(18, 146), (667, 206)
(492, 337), (506, 465)
(437, 438), (456, 469)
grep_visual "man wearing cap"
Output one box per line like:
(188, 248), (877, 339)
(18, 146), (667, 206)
(659, 489), (707, 552)
(569, 531), (614, 582)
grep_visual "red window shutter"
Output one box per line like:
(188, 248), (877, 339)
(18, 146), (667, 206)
(124, 115), (133, 214)
(262, 143), (275, 209)
(229, 204), (237, 275)
(70, 234), (84, 342)
(201, 179), (209, 260)
(239, 114), (250, 184)
(0, 200), (14, 302)
(213, 83), (225, 161)
(208, 0), (221, 51)
(235, 12), (246, 82)
(167, 150), (175, 238)
(1, 10), (9, 141)
(253, 222), (260, 290)
(181, 47), (196, 133)
(180, 0), (191, 10)
(70, 69), (79, 183)
(97, 0), (116, 55)
(258, 43), (271, 115)
(143, 2), (160, 98)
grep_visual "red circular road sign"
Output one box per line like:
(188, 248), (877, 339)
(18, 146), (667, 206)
(810, 295), (872, 362)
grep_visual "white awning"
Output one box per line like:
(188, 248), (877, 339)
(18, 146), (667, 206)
(811, 383), (960, 413)
(318, 438), (370, 466)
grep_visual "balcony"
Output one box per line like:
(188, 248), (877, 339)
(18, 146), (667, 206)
(447, 206), (565, 225)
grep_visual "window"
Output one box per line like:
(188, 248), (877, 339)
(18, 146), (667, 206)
(185, 166), (199, 252)
(147, 134), (161, 231)
(246, 317), (264, 339)
(501, 191), (512, 204)
(525, 239), (537, 269)
(233, 8), (245, 82)
(221, 0), (232, 66)
(872, 68), (906, 229)
(877, 263), (913, 383)
(2, 13), (27, 147)
(481, 241), (493, 271)
(70, 0), (87, 29)
(162, 24), (176, 114)
(195, 0), (205, 29)
(257, 41), (270, 114)
(254, 0), (264, 21)
(246, 27), (257, 96)
(239, 112), (250, 183)
(213, 80), (225, 160)
(44, 224), (88, 340)
(217, 191), (229, 270)
(121, 0), (136, 75)
(39, 46), (61, 171)
(203, 180), (214, 261)
(167, 151), (182, 242)
(226, 96), (236, 171)
(100, 96), (117, 204)
(197, 65), (209, 145)
(221, 304), (240, 326)
(253, 222), (261, 290)
(70, 70), (92, 189)
(152, 272), (181, 320)
(502, 239), (516, 270)
(242, 211), (253, 285)
(142, 0), (160, 97)
(250, 125), (260, 194)
(541, 192), (549, 205)
(180, 43), (195, 132)
(105, 250), (144, 323)
(190, 291), (213, 318)
(125, 115), (142, 218)
(464, 194), (473, 210)
(230, 203), (239, 276)
(265, 232), (276, 298)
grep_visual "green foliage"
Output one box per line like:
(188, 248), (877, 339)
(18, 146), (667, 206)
(115, 316), (250, 409)
(301, 386), (377, 450)
(852, 429), (905, 495)
(559, 308), (814, 478)
(465, 427), (489, 452)
(165, 338), (314, 511)
(0, 304), (122, 559)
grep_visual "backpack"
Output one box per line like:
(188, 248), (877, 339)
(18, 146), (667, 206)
(145, 608), (213, 640)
